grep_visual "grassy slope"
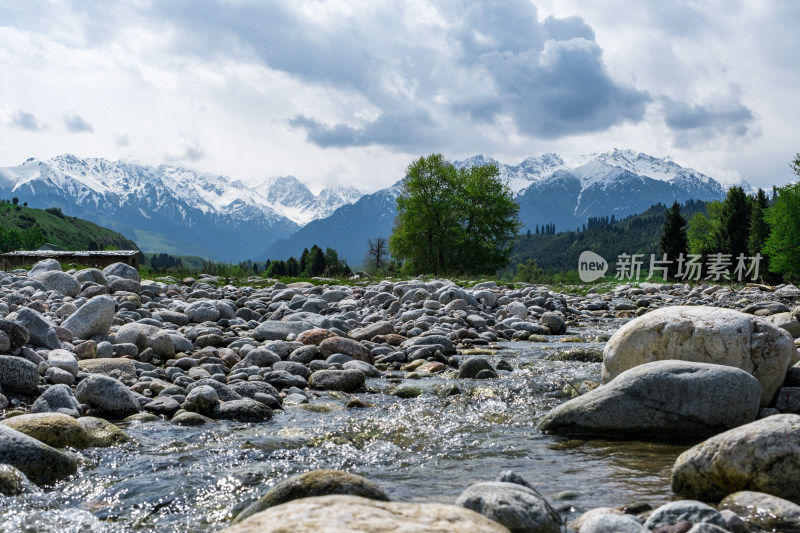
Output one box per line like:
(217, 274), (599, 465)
(0, 204), (139, 251)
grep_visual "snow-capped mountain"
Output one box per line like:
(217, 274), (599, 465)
(254, 176), (362, 226)
(269, 149), (746, 264)
(454, 153), (566, 192)
(0, 155), (361, 260)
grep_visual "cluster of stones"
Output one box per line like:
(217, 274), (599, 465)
(3, 256), (800, 532)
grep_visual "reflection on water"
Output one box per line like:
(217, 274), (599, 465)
(0, 325), (692, 532)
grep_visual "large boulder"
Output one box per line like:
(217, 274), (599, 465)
(603, 306), (796, 406)
(0, 424), (77, 485)
(308, 369), (366, 392)
(456, 481), (560, 533)
(103, 262), (140, 282)
(671, 413), (800, 503)
(62, 295), (115, 340)
(75, 374), (141, 419)
(0, 355), (40, 394)
(33, 270), (80, 297)
(224, 495), (510, 533)
(234, 469), (389, 523)
(643, 500), (726, 530)
(28, 258), (61, 277)
(537, 361), (760, 439)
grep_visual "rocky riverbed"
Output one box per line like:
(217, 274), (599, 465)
(1, 259), (800, 532)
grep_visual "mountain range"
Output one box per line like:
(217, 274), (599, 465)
(0, 155), (360, 260)
(0, 149), (744, 264)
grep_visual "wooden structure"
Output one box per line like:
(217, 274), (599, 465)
(1, 250), (140, 270)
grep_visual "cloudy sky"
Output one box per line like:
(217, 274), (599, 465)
(1, 0), (798, 192)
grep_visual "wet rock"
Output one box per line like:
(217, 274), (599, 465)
(0, 424), (78, 485)
(0, 464), (31, 496)
(644, 500), (726, 530)
(77, 416), (130, 446)
(213, 398), (273, 422)
(234, 469), (390, 523)
(62, 295), (115, 340)
(457, 357), (495, 379)
(181, 385), (220, 415)
(75, 374), (141, 419)
(144, 396), (181, 417)
(541, 312), (566, 335)
(225, 495), (508, 533)
(603, 306), (796, 406)
(537, 361), (760, 439)
(172, 411), (212, 426)
(309, 369), (366, 392)
(1, 413), (92, 448)
(456, 481), (561, 533)
(671, 414), (800, 503)
(719, 491), (800, 532)
(0, 355), (40, 394)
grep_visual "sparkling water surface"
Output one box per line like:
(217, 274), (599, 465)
(0, 321), (691, 532)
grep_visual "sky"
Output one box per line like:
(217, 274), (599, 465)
(0, 0), (798, 193)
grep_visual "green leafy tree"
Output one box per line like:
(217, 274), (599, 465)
(718, 186), (752, 260)
(659, 201), (688, 279)
(764, 182), (800, 281)
(687, 201), (722, 257)
(389, 154), (520, 275)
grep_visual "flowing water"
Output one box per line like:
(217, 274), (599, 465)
(0, 321), (692, 532)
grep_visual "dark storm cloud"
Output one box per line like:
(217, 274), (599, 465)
(663, 97), (756, 147)
(144, 0), (650, 149)
(63, 112), (94, 133)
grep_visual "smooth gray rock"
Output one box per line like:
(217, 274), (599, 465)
(73, 268), (108, 286)
(186, 379), (241, 401)
(541, 312), (566, 334)
(672, 413), (800, 504)
(603, 305), (796, 406)
(62, 295), (115, 340)
(234, 469), (389, 524)
(765, 311), (800, 338)
(213, 398), (273, 422)
(228, 381), (280, 400)
(251, 320), (315, 341)
(75, 374), (141, 419)
(15, 307), (62, 349)
(0, 319), (30, 349)
(47, 349), (79, 376)
(0, 424), (77, 485)
(456, 481), (561, 533)
(103, 262), (140, 282)
(342, 360), (381, 378)
(33, 270), (81, 297)
(29, 258), (61, 277)
(182, 385), (219, 415)
(578, 513), (646, 533)
(537, 361), (761, 439)
(32, 384), (83, 417)
(114, 322), (175, 358)
(458, 357), (495, 379)
(234, 347), (281, 369)
(184, 300), (220, 323)
(309, 369), (366, 392)
(349, 321), (394, 341)
(644, 500), (726, 530)
(0, 355), (40, 394)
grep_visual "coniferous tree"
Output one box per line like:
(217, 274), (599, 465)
(748, 188), (770, 270)
(718, 186), (752, 259)
(659, 201), (688, 279)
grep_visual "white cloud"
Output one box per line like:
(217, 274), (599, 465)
(0, 0), (797, 190)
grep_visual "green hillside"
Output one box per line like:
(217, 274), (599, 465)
(0, 203), (139, 252)
(505, 200), (708, 274)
